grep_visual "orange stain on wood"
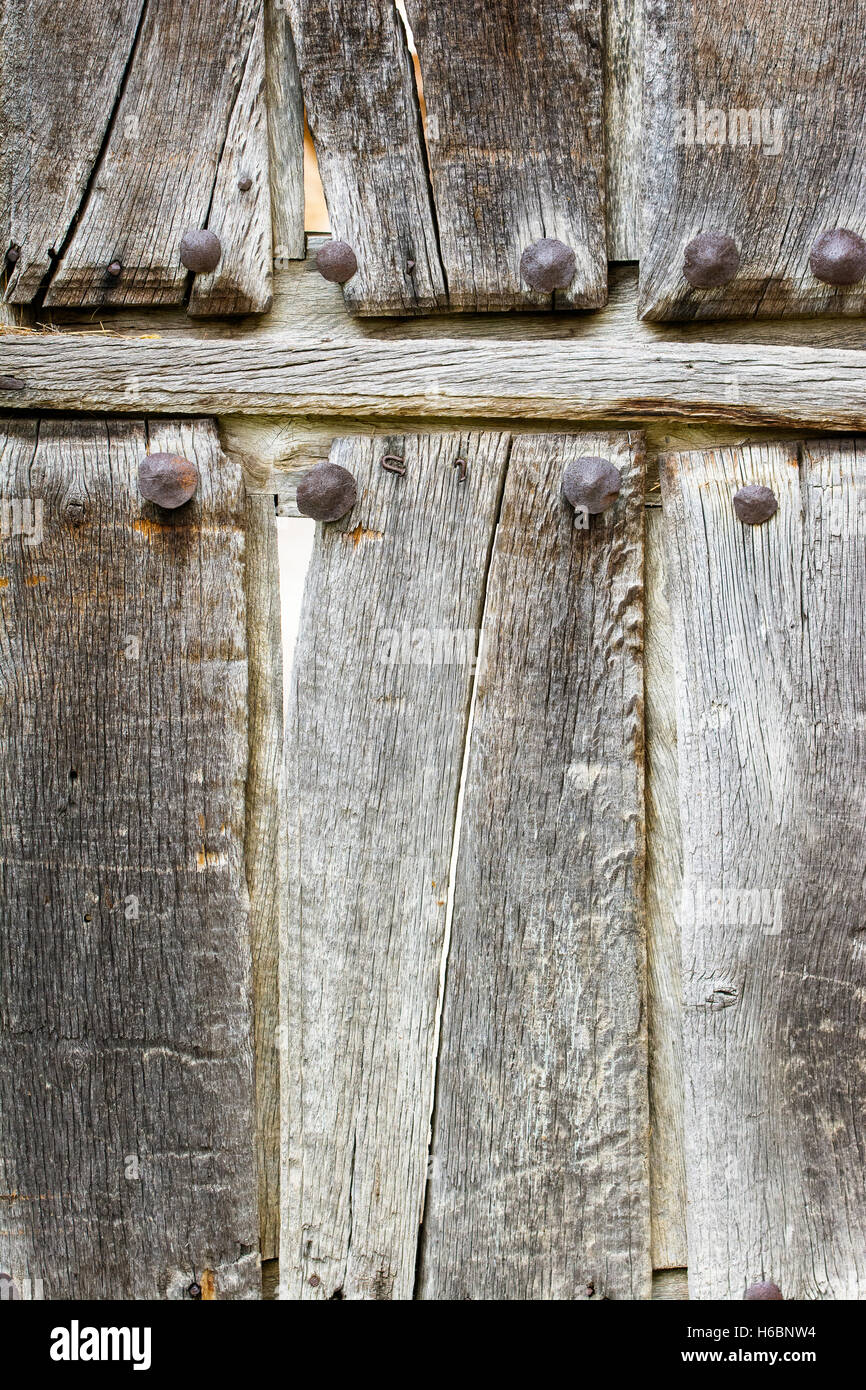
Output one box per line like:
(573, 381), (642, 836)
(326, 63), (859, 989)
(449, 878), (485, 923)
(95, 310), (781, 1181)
(200, 1269), (216, 1300)
(344, 524), (384, 547)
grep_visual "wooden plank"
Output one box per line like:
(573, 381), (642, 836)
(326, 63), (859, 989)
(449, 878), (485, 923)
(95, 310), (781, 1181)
(652, 1267), (689, 1299)
(265, 0), (305, 265)
(286, 0), (446, 315)
(280, 430), (511, 1299)
(641, 0), (866, 321)
(645, 508), (687, 1270)
(4, 330), (866, 430)
(404, 0), (607, 311)
(42, 1), (266, 311)
(418, 431), (649, 1300)
(0, 415), (259, 1299)
(605, 0), (643, 261)
(245, 493), (283, 1261)
(1, 0), (145, 304)
(661, 437), (866, 1299)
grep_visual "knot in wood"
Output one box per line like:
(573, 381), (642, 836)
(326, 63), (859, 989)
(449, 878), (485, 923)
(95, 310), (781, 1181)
(561, 456), (622, 514)
(316, 240), (359, 284)
(138, 453), (199, 509)
(682, 232), (740, 289)
(733, 484), (778, 525)
(179, 229), (222, 274)
(809, 228), (866, 286)
(519, 238), (576, 292)
(296, 461), (358, 522)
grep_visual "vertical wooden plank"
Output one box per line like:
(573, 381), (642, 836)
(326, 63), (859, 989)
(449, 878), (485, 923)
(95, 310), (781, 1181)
(285, 1), (447, 315)
(641, 0), (866, 320)
(418, 431), (649, 1300)
(605, 0), (643, 261)
(265, 0), (305, 265)
(0, 416), (259, 1298)
(662, 438), (866, 1299)
(245, 493), (283, 1261)
(1, 0), (145, 304)
(43, 1), (266, 310)
(280, 431), (511, 1299)
(404, 0), (607, 310)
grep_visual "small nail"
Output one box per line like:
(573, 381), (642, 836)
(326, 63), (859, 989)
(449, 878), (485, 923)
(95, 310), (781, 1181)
(519, 237), (576, 292)
(308, 1274), (321, 1287)
(562, 456), (622, 515)
(315, 240), (358, 284)
(0, 375), (27, 392)
(138, 453), (199, 510)
(733, 484), (777, 525)
(406, 259), (416, 273)
(237, 174), (253, 192)
(179, 229), (222, 274)
(744, 1282), (783, 1301)
(809, 228), (866, 286)
(296, 461), (357, 521)
(107, 261), (122, 278)
(683, 232), (740, 289)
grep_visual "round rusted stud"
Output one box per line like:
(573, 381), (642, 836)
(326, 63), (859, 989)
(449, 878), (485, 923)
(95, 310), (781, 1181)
(733, 484), (778, 525)
(138, 453), (199, 510)
(562, 456), (622, 515)
(519, 237), (576, 293)
(744, 1281), (783, 1301)
(296, 461), (357, 522)
(809, 228), (866, 286)
(683, 232), (740, 289)
(187, 1281), (202, 1300)
(107, 260), (122, 278)
(179, 229), (222, 274)
(315, 240), (358, 284)
(237, 174), (253, 193)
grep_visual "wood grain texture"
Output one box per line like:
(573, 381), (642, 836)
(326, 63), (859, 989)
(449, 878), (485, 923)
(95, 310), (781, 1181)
(280, 431), (511, 1299)
(42, 0), (266, 311)
(265, 0), (305, 265)
(0, 415), (259, 1299)
(1, 0), (145, 304)
(418, 431), (649, 1301)
(645, 508), (687, 1270)
(662, 437), (866, 1299)
(404, 0), (607, 311)
(605, 0), (643, 260)
(5, 330), (866, 429)
(245, 492), (282, 1261)
(286, 0), (447, 315)
(641, 0), (866, 320)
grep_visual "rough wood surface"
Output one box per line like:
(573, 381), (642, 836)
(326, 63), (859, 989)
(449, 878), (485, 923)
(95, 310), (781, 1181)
(0, 415), (258, 1299)
(265, 0), (305, 266)
(652, 1267), (689, 1299)
(641, 0), (866, 320)
(286, 0), (447, 315)
(605, 0), (643, 260)
(418, 431), (649, 1300)
(280, 431), (511, 1299)
(645, 508), (687, 1270)
(41, 0), (266, 312)
(662, 437), (866, 1299)
(404, 0), (607, 311)
(244, 492), (282, 1262)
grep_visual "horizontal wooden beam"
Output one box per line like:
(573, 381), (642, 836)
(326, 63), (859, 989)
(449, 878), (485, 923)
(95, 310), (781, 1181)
(2, 333), (866, 428)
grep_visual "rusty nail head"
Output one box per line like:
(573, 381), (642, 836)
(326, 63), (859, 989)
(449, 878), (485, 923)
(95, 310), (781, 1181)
(519, 237), (576, 293)
(138, 453), (199, 510)
(179, 229), (222, 274)
(562, 456), (622, 515)
(296, 461), (357, 521)
(683, 232), (740, 289)
(809, 228), (866, 286)
(744, 1281), (783, 1301)
(308, 1274), (321, 1287)
(0, 375), (27, 392)
(453, 456), (468, 482)
(381, 454), (406, 477)
(733, 484), (777, 525)
(107, 260), (122, 278)
(187, 1281), (202, 1300)
(316, 240), (358, 284)
(237, 174), (253, 192)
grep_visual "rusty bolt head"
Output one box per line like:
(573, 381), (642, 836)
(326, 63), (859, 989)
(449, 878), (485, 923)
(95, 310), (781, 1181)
(179, 229), (222, 274)
(296, 461), (357, 522)
(562, 456), (622, 515)
(107, 260), (122, 278)
(308, 1274), (321, 1287)
(519, 238), (576, 293)
(809, 228), (866, 286)
(683, 232), (740, 289)
(744, 1281), (783, 1301)
(237, 174), (253, 192)
(733, 484), (778, 525)
(316, 240), (358, 284)
(138, 453), (199, 510)
(187, 1281), (202, 1300)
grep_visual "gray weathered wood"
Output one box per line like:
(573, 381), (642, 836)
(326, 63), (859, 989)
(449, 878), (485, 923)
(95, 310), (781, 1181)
(662, 437), (866, 1299)
(286, 0), (447, 315)
(641, 0), (866, 320)
(0, 415), (259, 1299)
(1, 0), (145, 304)
(265, 0), (305, 266)
(245, 492), (283, 1262)
(418, 431), (649, 1300)
(42, 0), (266, 312)
(605, 0), (643, 261)
(404, 0), (607, 311)
(652, 1267), (689, 1299)
(280, 431), (511, 1299)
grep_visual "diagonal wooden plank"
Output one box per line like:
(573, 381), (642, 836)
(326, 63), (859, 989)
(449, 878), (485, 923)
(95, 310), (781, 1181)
(285, 0), (447, 315)
(280, 430), (511, 1299)
(404, 0), (607, 311)
(661, 437), (866, 1299)
(641, 0), (866, 321)
(1, 0), (146, 304)
(42, 0), (266, 311)
(0, 415), (258, 1298)
(418, 430), (650, 1300)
